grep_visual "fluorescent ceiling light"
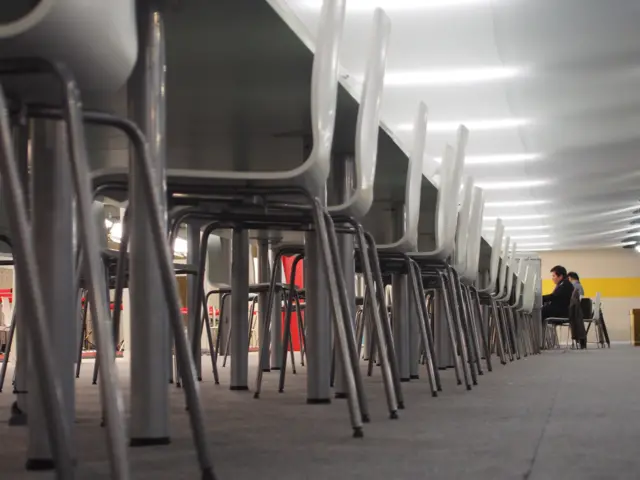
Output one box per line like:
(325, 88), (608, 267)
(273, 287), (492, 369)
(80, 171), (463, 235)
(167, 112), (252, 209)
(510, 234), (551, 240)
(384, 67), (521, 87)
(517, 242), (553, 248)
(397, 117), (530, 133)
(484, 225), (550, 231)
(485, 214), (548, 221)
(299, 0), (488, 11)
(433, 152), (541, 165)
(636, 245), (640, 253)
(476, 179), (548, 190)
(485, 199), (550, 208)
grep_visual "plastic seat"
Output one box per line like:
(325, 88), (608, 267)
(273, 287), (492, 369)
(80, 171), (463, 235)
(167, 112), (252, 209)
(477, 219), (504, 295)
(0, 0), (137, 91)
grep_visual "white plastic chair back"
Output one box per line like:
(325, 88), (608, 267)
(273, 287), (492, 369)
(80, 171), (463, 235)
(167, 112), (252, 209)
(494, 236), (511, 299)
(591, 292), (601, 320)
(303, 0), (347, 191)
(0, 0), (138, 91)
(462, 186), (484, 283)
(502, 243), (517, 301)
(480, 219), (503, 294)
(453, 176), (474, 272)
(341, 8), (391, 219)
(522, 273), (537, 313)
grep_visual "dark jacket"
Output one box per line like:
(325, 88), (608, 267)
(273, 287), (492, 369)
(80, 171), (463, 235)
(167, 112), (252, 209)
(542, 278), (574, 318)
(568, 289), (587, 341)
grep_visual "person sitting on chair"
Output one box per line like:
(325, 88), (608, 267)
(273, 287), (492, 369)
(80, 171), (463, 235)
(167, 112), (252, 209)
(542, 265), (574, 322)
(568, 271), (584, 296)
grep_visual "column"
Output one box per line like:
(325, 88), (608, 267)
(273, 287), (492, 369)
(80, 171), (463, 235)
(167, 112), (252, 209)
(187, 223), (202, 379)
(305, 188), (332, 403)
(332, 156), (355, 397)
(27, 120), (75, 469)
(391, 274), (410, 381)
(230, 229), (249, 390)
(269, 245), (283, 370)
(128, 4), (170, 445)
(257, 239), (271, 371)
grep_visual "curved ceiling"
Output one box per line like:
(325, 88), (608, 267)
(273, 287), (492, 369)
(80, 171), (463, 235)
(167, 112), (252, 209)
(279, 0), (640, 251)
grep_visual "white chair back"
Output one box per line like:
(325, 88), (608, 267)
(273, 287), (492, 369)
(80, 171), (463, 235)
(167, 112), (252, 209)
(495, 236), (511, 298)
(454, 176), (474, 272)
(502, 243), (517, 301)
(462, 186), (484, 283)
(0, 0), (138, 91)
(346, 8), (391, 219)
(591, 292), (601, 320)
(481, 219), (504, 294)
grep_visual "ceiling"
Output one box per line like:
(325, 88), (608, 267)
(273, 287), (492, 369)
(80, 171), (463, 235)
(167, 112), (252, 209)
(277, 0), (640, 252)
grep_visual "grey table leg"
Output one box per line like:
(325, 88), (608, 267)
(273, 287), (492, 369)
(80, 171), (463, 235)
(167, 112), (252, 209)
(409, 294), (420, 379)
(333, 156), (355, 397)
(392, 274), (411, 381)
(230, 229), (249, 390)
(128, 6), (170, 445)
(257, 240), (271, 372)
(27, 120), (76, 469)
(187, 223), (202, 380)
(305, 228), (332, 403)
(269, 246), (283, 370)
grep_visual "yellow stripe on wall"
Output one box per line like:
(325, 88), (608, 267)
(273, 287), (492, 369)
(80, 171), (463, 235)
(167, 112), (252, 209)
(542, 278), (640, 298)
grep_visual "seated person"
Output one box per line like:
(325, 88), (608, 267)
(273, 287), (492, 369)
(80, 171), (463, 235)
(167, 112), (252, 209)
(542, 265), (574, 322)
(568, 271), (584, 296)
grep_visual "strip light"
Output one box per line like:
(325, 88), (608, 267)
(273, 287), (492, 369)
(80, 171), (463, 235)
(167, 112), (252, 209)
(484, 225), (550, 231)
(433, 152), (541, 165)
(485, 199), (550, 208)
(384, 67), (521, 86)
(397, 117), (530, 133)
(484, 214), (548, 221)
(299, 0), (489, 11)
(476, 179), (548, 190)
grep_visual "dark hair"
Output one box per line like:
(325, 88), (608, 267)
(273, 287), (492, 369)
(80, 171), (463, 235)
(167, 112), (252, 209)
(550, 265), (567, 278)
(567, 271), (580, 281)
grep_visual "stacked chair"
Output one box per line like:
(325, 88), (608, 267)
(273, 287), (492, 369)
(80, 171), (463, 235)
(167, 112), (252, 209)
(0, 0), (550, 478)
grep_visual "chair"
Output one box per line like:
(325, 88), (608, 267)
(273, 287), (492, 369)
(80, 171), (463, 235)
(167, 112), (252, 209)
(583, 292), (604, 347)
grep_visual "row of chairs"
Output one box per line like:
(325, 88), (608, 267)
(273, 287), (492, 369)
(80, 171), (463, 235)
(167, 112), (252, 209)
(0, 1), (544, 479)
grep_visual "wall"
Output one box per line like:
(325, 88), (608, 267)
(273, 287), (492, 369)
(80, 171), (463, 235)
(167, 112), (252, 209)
(537, 249), (640, 342)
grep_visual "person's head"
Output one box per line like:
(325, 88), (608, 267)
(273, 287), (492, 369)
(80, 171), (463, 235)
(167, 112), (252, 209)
(567, 271), (580, 284)
(550, 265), (568, 285)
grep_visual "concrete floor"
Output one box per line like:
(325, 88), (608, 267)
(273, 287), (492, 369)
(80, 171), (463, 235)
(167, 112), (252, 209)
(1, 346), (639, 479)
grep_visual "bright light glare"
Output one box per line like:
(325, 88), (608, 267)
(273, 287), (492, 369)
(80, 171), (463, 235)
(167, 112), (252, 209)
(434, 152), (541, 164)
(517, 242), (553, 248)
(174, 238), (189, 256)
(485, 199), (550, 208)
(476, 179), (548, 190)
(398, 117), (530, 133)
(384, 67), (521, 86)
(299, 0), (488, 11)
(484, 214), (548, 221)
(510, 234), (550, 240)
(636, 245), (640, 253)
(484, 225), (550, 231)
(108, 222), (123, 242)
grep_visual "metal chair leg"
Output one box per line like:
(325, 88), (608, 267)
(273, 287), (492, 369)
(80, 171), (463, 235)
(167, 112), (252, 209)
(0, 85), (75, 479)
(471, 289), (492, 372)
(438, 272), (469, 389)
(0, 298), (17, 392)
(75, 290), (89, 378)
(278, 254), (304, 393)
(445, 268), (474, 389)
(312, 201), (363, 437)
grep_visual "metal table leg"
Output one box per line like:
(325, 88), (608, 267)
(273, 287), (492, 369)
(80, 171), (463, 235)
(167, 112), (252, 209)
(187, 223), (202, 380)
(392, 274), (411, 382)
(257, 239), (271, 372)
(128, 6), (170, 445)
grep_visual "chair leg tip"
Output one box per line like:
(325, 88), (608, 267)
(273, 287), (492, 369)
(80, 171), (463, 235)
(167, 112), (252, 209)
(390, 411), (399, 420)
(362, 414), (370, 423)
(398, 402), (405, 409)
(431, 391), (438, 398)
(353, 427), (364, 438)
(201, 467), (217, 480)
(253, 393), (260, 399)
(466, 385), (472, 391)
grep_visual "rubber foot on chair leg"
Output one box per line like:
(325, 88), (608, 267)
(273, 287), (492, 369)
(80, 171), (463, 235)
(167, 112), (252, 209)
(335, 392), (348, 399)
(198, 377), (203, 382)
(230, 385), (249, 391)
(92, 381), (97, 385)
(400, 378), (411, 383)
(176, 383), (182, 388)
(362, 414), (370, 423)
(432, 391), (438, 398)
(390, 410), (399, 420)
(253, 393), (260, 399)
(466, 385), (472, 391)
(410, 375), (420, 380)
(9, 401), (27, 426)
(473, 380), (478, 386)
(353, 427), (364, 438)
(262, 369), (271, 373)
(130, 437), (171, 447)
(25, 459), (55, 471)
(270, 367), (281, 371)
(457, 380), (462, 385)
(215, 381), (220, 385)
(398, 401), (405, 409)
(278, 388), (284, 393)
(201, 467), (218, 480)
(307, 398), (331, 405)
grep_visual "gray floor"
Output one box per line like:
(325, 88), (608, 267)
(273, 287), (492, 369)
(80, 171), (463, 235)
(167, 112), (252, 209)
(1, 346), (639, 479)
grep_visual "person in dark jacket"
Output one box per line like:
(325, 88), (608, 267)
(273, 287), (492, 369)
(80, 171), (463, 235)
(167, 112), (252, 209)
(542, 265), (574, 321)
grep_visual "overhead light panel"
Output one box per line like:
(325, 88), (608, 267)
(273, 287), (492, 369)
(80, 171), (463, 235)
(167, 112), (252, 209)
(433, 152), (542, 165)
(476, 179), (549, 191)
(485, 199), (550, 208)
(485, 214), (548, 221)
(484, 225), (550, 231)
(300, 0), (489, 11)
(510, 234), (551, 240)
(384, 67), (522, 87)
(397, 117), (530, 133)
